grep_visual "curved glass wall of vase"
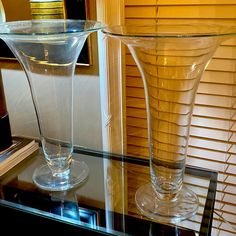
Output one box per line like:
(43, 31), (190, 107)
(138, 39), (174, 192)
(102, 23), (236, 223)
(0, 19), (103, 191)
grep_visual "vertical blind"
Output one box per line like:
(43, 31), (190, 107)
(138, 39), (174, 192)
(124, 0), (236, 235)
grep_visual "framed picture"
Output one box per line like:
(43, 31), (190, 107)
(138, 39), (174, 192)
(0, 0), (93, 66)
(64, 0), (91, 65)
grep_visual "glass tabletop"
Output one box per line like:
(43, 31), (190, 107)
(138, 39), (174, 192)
(0, 138), (217, 236)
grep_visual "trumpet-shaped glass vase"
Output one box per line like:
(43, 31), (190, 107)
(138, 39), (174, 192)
(0, 19), (103, 191)
(103, 23), (236, 223)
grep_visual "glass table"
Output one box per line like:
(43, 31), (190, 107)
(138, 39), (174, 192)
(0, 138), (217, 235)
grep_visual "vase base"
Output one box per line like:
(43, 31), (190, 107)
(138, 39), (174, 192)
(33, 160), (89, 192)
(135, 183), (199, 223)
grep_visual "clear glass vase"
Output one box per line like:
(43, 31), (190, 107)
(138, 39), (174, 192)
(0, 19), (103, 191)
(102, 23), (236, 223)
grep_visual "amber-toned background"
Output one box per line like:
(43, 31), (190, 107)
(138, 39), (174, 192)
(124, 1), (236, 235)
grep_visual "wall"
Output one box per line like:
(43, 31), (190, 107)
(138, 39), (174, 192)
(1, 0), (31, 21)
(1, 62), (102, 150)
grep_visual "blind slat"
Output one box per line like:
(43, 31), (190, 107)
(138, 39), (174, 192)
(125, 0), (236, 6)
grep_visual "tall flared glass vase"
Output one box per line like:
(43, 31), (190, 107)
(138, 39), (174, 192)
(103, 24), (236, 223)
(0, 20), (103, 191)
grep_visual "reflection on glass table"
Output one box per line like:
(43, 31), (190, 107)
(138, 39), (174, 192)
(0, 143), (217, 235)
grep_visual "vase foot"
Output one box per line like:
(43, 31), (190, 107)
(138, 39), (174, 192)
(135, 183), (199, 223)
(33, 160), (89, 191)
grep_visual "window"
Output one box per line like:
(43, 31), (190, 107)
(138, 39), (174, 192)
(124, 1), (236, 235)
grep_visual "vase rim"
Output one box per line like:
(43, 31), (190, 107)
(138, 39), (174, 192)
(102, 23), (236, 39)
(0, 19), (104, 38)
